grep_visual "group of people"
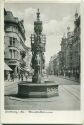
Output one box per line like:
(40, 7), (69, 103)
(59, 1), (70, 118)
(5, 71), (15, 82)
(18, 72), (29, 81)
(5, 69), (33, 82)
(53, 69), (80, 81)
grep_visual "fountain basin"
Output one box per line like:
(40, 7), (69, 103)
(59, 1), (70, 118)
(18, 81), (59, 98)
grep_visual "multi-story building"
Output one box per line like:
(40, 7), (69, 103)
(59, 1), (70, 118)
(48, 11), (80, 80)
(65, 28), (74, 76)
(60, 35), (67, 75)
(48, 56), (54, 75)
(53, 51), (62, 75)
(48, 51), (62, 75)
(72, 11), (80, 78)
(61, 11), (80, 78)
(4, 9), (31, 79)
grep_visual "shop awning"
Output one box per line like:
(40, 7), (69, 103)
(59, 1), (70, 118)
(4, 63), (12, 71)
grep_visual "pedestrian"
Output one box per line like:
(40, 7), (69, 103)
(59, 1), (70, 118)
(8, 72), (10, 81)
(12, 72), (14, 82)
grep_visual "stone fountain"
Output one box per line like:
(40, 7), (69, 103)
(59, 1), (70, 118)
(18, 9), (59, 98)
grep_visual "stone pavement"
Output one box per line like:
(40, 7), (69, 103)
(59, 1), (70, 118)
(4, 78), (19, 87)
(4, 75), (80, 87)
(59, 75), (80, 83)
(4, 76), (80, 110)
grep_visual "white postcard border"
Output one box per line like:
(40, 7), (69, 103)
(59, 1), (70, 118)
(0, 0), (84, 124)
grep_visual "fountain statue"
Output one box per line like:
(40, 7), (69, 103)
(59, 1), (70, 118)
(31, 9), (46, 84)
(18, 9), (59, 98)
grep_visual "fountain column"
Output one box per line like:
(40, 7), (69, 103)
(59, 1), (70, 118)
(31, 9), (46, 83)
(18, 9), (59, 98)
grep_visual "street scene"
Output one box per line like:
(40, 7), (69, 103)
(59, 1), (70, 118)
(4, 3), (80, 110)
(3, 124), (82, 125)
(5, 76), (80, 110)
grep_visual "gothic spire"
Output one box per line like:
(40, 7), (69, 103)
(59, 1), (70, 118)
(37, 8), (40, 21)
(75, 9), (78, 20)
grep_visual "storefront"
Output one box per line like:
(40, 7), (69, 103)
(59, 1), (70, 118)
(4, 62), (12, 80)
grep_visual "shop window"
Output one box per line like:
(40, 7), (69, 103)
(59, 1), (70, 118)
(13, 38), (16, 46)
(9, 49), (16, 59)
(9, 37), (17, 46)
(13, 50), (16, 58)
(9, 37), (12, 46)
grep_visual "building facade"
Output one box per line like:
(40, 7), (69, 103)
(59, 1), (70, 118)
(64, 29), (74, 77)
(48, 11), (80, 80)
(48, 56), (54, 75)
(4, 9), (31, 79)
(53, 51), (62, 75)
(72, 12), (80, 78)
(48, 51), (62, 75)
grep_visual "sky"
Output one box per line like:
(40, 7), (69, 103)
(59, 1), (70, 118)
(5, 3), (80, 64)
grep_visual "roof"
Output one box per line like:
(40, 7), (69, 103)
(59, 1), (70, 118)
(4, 9), (26, 41)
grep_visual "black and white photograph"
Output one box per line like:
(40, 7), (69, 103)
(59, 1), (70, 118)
(2, 124), (82, 125)
(4, 2), (80, 110)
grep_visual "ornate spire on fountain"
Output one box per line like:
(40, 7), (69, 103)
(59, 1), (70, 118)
(31, 9), (46, 83)
(37, 8), (40, 21)
(18, 9), (59, 98)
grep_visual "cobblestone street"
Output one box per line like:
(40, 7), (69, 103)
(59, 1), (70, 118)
(4, 75), (80, 110)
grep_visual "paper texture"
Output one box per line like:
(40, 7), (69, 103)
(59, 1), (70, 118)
(0, 0), (84, 124)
